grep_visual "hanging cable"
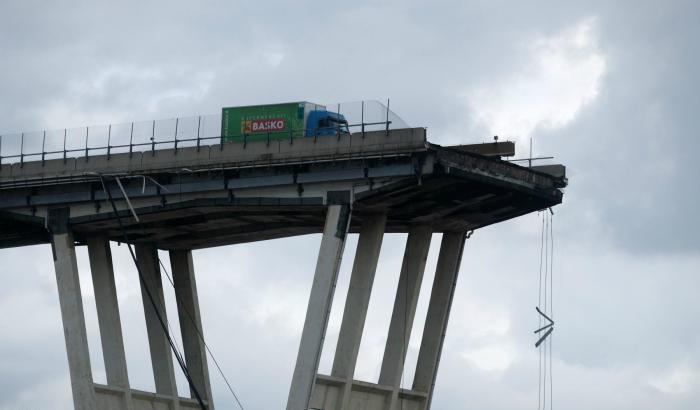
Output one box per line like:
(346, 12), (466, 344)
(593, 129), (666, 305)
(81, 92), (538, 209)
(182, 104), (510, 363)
(158, 258), (246, 410)
(98, 175), (208, 410)
(93, 170), (246, 409)
(543, 214), (548, 410)
(535, 210), (555, 410)
(549, 211), (554, 410)
(537, 212), (545, 410)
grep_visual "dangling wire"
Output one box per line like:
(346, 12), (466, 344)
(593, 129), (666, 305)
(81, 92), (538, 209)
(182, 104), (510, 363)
(549, 212), (554, 410)
(537, 213), (545, 410)
(158, 259), (246, 410)
(543, 214), (548, 410)
(98, 175), (208, 410)
(96, 173), (246, 410)
(536, 210), (555, 410)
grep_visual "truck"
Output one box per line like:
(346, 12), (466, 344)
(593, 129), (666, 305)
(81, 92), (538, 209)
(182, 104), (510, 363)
(221, 102), (349, 142)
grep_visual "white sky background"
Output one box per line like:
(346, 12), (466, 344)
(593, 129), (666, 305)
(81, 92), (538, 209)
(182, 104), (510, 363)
(1, 1), (699, 409)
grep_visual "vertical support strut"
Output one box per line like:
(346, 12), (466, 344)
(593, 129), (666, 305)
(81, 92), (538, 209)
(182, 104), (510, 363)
(287, 204), (351, 410)
(87, 235), (134, 409)
(331, 213), (387, 409)
(48, 208), (97, 410)
(170, 250), (215, 408)
(412, 232), (467, 409)
(135, 243), (179, 400)
(379, 225), (432, 410)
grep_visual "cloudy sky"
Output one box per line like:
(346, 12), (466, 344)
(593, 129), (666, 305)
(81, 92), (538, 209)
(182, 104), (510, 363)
(1, 0), (699, 409)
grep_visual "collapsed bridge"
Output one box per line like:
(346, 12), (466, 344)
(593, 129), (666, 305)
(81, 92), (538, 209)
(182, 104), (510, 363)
(0, 113), (566, 410)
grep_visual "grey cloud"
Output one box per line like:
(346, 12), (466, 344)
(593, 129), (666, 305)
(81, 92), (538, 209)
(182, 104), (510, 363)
(1, 1), (699, 409)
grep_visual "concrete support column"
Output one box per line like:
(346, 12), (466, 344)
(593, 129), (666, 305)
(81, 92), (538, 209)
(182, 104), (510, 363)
(412, 232), (467, 409)
(87, 237), (130, 386)
(287, 204), (351, 410)
(48, 208), (97, 410)
(332, 213), (387, 409)
(87, 236), (134, 409)
(170, 250), (214, 408)
(379, 225), (432, 410)
(135, 243), (179, 399)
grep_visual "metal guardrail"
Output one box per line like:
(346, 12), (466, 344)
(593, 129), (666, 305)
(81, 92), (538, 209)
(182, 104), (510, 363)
(0, 100), (409, 166)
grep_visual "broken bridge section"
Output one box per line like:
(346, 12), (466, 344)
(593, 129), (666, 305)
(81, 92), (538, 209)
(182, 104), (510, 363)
(0, 128), (566, 410)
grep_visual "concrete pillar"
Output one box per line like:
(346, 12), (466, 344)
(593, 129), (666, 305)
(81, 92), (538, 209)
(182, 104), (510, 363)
(48, 208), (97, 410)
(287, 204), (351, 410)
(412, 232), (466, 409)
(331, 213), (386, 409)
(135, 243), (179, 398)
(87, 236), (134, 409)
(379, 225), (432, 409)
(170, 250), (214, 408)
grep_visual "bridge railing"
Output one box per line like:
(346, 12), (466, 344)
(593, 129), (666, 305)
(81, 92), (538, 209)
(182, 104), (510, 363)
(0, 100), (409, 165)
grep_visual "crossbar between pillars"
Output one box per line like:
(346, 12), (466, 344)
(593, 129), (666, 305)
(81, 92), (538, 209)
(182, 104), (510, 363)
(287, 204), (352, 410)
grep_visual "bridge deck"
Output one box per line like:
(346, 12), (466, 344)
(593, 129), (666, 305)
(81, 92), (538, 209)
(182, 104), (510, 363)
(0, 128), (565, 249)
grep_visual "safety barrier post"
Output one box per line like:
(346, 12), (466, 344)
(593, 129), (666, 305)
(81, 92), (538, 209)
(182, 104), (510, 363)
(385, 99), (390, 137)
(41, 130), (46, 165)
(196, 116), (202, 152)
(20, 132), (24, 168)
(129, 123), (134, 158)
(107, 125), (112, 160)
(361, 100), (365, 139)
(151, 120), (156, 157)
(174, 118), (179, 154)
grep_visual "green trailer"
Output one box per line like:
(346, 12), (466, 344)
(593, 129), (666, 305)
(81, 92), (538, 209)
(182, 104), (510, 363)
(221, 102), (348, 142)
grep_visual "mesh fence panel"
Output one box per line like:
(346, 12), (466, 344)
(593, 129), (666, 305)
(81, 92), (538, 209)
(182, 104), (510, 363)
(0, 101), (409, 164)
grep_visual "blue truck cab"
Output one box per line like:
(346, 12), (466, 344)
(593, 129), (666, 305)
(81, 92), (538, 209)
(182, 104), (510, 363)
(305, 110), (349, 137)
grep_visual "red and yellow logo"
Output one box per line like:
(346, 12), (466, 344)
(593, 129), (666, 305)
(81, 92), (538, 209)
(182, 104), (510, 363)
(242, 118), (287, 134)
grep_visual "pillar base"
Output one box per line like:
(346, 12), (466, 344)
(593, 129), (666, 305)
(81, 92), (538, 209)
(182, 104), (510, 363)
(312, 375), (426, 410)
(94, 383), (209, 410)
